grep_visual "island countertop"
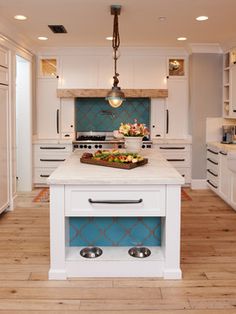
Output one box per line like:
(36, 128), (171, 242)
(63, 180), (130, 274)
(48, 149), (185, 185)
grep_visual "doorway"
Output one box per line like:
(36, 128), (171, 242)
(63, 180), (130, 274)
(15, 55), (32, 191)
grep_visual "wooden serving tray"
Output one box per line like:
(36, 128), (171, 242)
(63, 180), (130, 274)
(80, 157), (148, 170)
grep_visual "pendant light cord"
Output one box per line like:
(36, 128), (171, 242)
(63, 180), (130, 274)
(112, 11), (120, 87)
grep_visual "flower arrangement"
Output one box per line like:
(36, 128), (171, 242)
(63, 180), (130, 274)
(119, 119), (149, 137)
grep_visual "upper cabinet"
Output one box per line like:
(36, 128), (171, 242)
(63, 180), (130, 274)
(223, 49), (236, 118)
(0, 47), (8, 68)
(58, 53), (167, 89)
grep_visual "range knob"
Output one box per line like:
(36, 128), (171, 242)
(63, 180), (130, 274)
(147, 145), (152, 148)
(88, 145), (92, 149)
(142, 144), (145, 149)
(95, 144), (98, 149)
(84, 145), (87, 148)
(80, 145), (83, 149)
(118, 145), (122, 149)
(99, 144), (102, 148)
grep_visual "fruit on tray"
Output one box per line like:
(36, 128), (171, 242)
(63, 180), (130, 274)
(82, 150), (144, 163)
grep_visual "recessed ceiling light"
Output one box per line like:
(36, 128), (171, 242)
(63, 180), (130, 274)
(14, 15), (27, 20)
(38, 36), (48, 41)
(177, 37), (187, 41)
(196, 16), (208, 21)
(158, 16), (167, 22)
(106, 36), (113, 40)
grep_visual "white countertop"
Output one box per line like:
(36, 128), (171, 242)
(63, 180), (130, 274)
(208, 142), (236, 152)
(47, 149), (185, 185)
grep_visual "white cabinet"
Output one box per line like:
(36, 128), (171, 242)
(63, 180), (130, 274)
(60, 98), (75, 139)
(33, 143), (72, 185)
(0, 47), (8, 68)
(218, 151), (231, 201)
(37, 78), (60, 139)
(230, 64), (236, 117)
(155, 143), (192, 184)
(133, 56), (167, 89)
(150, 99), (166, 139)
(60, 56), (98, 88)
(166, 78), (188, 138)
(0, 85), (9, 213)
(206, 145), (219, 191)
(230, 173), (236, 208)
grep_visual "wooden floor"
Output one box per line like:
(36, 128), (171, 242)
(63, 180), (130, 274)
(1, 189), (236, 313)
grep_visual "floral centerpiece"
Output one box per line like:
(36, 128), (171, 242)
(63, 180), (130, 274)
(118, 120), (149, 153)
(118, 119), (149, 137)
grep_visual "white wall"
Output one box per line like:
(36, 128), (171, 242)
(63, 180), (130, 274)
(16, 55), (32, 191)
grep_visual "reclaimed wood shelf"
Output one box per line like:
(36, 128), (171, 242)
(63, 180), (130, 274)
(80, 157), (148, 170)
(57, 88), (168, 98)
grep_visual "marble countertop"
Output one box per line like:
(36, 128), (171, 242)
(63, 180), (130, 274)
(208, 142), (236, 152)
(47, 149), (184, 185)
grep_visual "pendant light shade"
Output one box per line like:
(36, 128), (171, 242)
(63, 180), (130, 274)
(106, 5), (125, 108)
(106, 86), (125, 108)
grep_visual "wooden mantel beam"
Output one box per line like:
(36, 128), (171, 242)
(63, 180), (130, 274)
(57, 89), (168, 98)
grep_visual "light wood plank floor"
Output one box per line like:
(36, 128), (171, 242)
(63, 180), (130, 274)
(1, 188), (236, 313)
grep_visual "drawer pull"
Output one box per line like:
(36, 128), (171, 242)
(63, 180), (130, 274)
(207, 158), (218, 165)
(160, 147), (185, 150)
(220, 151), (227, 156)
(40, 146), (66, 150)
(207, 148), (219, 155)
(207, 169), (218, 177)
(88, 198), (143, 204)
(207, 180), (218, 189)
(40, 159), (65, 162)
(166, 158), (185, 162)
(40, 174), (50, 178)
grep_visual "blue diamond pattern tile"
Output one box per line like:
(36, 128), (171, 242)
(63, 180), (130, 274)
(75, 98), (150, 132)
(69, 217), (161, 247)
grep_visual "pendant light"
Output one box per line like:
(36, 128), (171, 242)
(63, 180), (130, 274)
(106, 5), (125, 108)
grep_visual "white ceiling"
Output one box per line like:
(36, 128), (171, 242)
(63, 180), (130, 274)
(0, 0), (236, 50)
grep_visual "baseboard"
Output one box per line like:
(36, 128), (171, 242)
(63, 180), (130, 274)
(191, 179), (208, 190)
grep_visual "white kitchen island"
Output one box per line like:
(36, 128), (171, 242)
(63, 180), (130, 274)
(48, 150), (184, 280)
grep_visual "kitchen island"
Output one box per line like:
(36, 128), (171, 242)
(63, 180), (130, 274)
(48, 150), (184, 280)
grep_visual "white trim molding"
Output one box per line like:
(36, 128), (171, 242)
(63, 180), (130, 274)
(191, 179), (208, 190)
(188, 43), (223, 54)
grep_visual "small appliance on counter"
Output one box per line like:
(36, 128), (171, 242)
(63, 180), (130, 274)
(222, 125), (236, 144)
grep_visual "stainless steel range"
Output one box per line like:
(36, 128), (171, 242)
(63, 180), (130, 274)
(72, 132), (153, 151)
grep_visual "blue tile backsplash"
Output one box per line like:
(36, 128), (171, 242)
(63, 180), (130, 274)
(75, 98), (150, 132)
(69, 217), (161, 247)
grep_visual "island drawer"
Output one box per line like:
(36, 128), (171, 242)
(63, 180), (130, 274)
(34, 152), (71, 168)
(34, 143), (72, 153)
(65, 186), (166, 217)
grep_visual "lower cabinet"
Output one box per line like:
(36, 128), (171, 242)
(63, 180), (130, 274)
(155, 143), (192, 184)
(207, 144), (236, 211)
(218, 151), (231, 201)
(33, 143), (72, 185)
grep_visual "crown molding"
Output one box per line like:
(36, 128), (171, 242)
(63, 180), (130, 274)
(188, 43), (223, 54)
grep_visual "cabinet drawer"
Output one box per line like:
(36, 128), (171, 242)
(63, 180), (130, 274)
(207, 147), (219, 163)
(207, 171), (218, 185)
(207, 178), (218, 190)
(207, 160), (219, 175)
(156, 144), (190, 152)
(34, 144), (72, 153)
(34, 168), (55, 184)
(176, 167), (191, 184)
(161, 152), (190, 167)
(34, 152), (70, 167)
(0, 67), (8, 85)
(65, 186), (166, 217)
